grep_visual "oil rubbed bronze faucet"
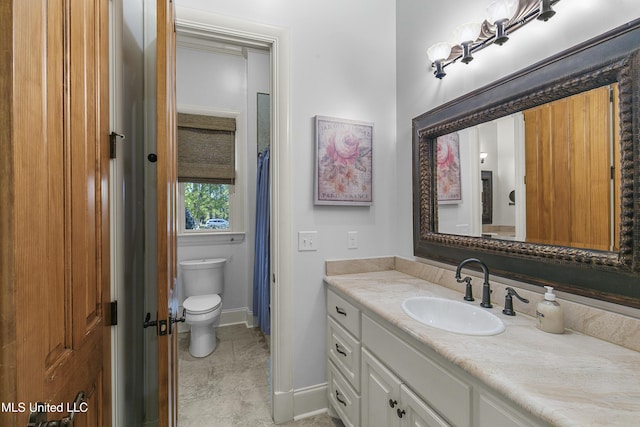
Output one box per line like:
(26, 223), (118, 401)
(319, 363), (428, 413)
(455, 258), (493, 308)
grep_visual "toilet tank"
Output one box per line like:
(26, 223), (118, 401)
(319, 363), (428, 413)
(180, 258), (226, 297)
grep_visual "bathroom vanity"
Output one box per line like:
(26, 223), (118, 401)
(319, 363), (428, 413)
(325, 258), (640, 427)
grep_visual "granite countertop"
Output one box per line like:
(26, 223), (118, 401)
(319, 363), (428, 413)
(324, 269), (640, 427)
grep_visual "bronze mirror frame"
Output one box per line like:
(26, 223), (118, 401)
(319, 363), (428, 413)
(413, 19), (640, 308)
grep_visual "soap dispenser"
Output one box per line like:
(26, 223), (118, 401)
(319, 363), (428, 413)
(536, 286), (564, 334)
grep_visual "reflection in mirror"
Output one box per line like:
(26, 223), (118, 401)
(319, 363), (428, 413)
(436, 83), (620, 253)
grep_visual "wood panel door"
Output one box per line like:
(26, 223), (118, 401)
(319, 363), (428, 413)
(523, 85), (617, 251)
(156, 0), (179, 425)
(1, 0), (111, 426)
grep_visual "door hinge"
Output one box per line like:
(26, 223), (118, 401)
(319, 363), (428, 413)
(110, 132), (125, 159)
(110, 301), (118, 326)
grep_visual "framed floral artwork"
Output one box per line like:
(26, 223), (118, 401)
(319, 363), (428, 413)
(436, 132), (462, 203)
(315, 116), (373, 206)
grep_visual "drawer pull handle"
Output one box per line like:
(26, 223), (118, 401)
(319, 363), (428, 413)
(335, 390), (347, 407)
(335, 306), (347, 316)
(335, 343), (347, 357)
(389, 399), (397, 408)
(397, 408), (406, 418)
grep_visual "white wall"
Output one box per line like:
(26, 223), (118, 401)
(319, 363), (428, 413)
(175, 0), (398, 391)
(494, 116), (517, 227)
(396, 0), (640, 257)
(437, 128), (476, 236)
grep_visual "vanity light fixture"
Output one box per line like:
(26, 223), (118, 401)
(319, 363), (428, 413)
(427, 42), (453, 79)
(428, 0), (560, 79)
(453, 22), (483, 63)
(486, 0), (519, 45)
(537, 0), (556, 21)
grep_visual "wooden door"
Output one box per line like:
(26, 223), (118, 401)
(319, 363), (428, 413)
(156, 0), (179, 425)
(0, 0), (111, 426)
(523, 85), (617, 251)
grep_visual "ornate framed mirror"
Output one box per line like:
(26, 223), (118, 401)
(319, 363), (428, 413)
(413, 19), (640, 308)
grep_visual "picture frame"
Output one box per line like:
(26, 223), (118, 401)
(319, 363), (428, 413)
(314, 116), (373, 206)
(436, 132), (462, 203)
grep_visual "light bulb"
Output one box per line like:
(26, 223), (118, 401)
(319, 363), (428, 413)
(454, 22), (482, 64)
(453, 22), (482, 44)
(486, 0), (518, 24)
(427, 42), (453, 63)
(486, 0), (519, 45)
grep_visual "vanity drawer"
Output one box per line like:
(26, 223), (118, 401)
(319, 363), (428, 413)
(328, 360), (361, 427)
(327, 289), (361, 338)
(328, 316), (361, 392)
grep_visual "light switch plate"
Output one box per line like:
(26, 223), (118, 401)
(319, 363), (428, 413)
(347, 231), (358, 249)
(298, 231), (318, 251)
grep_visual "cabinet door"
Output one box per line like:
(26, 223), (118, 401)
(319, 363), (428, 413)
(362, 348), (402, 427)
(399, 384), (450, 427)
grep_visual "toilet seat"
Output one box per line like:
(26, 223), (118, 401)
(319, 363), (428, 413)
(184, 294), (221, 314)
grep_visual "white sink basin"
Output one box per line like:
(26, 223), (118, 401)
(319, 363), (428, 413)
(402, 296), (505, 336)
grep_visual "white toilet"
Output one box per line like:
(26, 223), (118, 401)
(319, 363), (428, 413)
(180, 258), (226, 357)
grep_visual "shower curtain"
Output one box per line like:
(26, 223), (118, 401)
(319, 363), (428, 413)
(253, 146), (270, 335)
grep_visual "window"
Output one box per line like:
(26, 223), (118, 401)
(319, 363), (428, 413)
(177, 113), (240, 234)
(182, 182), (232, 232)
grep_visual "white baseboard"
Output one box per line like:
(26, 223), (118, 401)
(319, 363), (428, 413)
(273, 389), (294, 424)
(270, 381), (327, 423)
(177, 307), (256, 334)
(293, 383), (328, 420)
(219, 307), (254, 327)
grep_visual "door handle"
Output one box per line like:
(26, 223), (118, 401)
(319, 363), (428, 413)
(28, 391), (85, 427)
(143, 312), (168, 336)
(335, 343), (347, 357)
(169, 308), (186, 334)
(335, 390), (347, 407)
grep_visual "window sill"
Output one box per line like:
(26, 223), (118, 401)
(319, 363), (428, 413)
(177, 232), (246, 247)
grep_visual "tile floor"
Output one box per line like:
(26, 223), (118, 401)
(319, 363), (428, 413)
(178, 324), (344, 426)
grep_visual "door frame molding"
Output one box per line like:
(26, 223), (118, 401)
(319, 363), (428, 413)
(174, 7), (294, 423)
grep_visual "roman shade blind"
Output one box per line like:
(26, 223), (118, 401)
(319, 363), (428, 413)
(177, 113), (236, 184)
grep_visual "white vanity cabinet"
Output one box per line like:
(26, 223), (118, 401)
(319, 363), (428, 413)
(327, 286), (551, 427)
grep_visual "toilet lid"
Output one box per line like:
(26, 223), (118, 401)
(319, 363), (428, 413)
(184, 294), (221, 313)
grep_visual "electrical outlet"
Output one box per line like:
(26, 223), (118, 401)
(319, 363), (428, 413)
(347, 231), (358, 249)
(298, 231), (318, 251)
